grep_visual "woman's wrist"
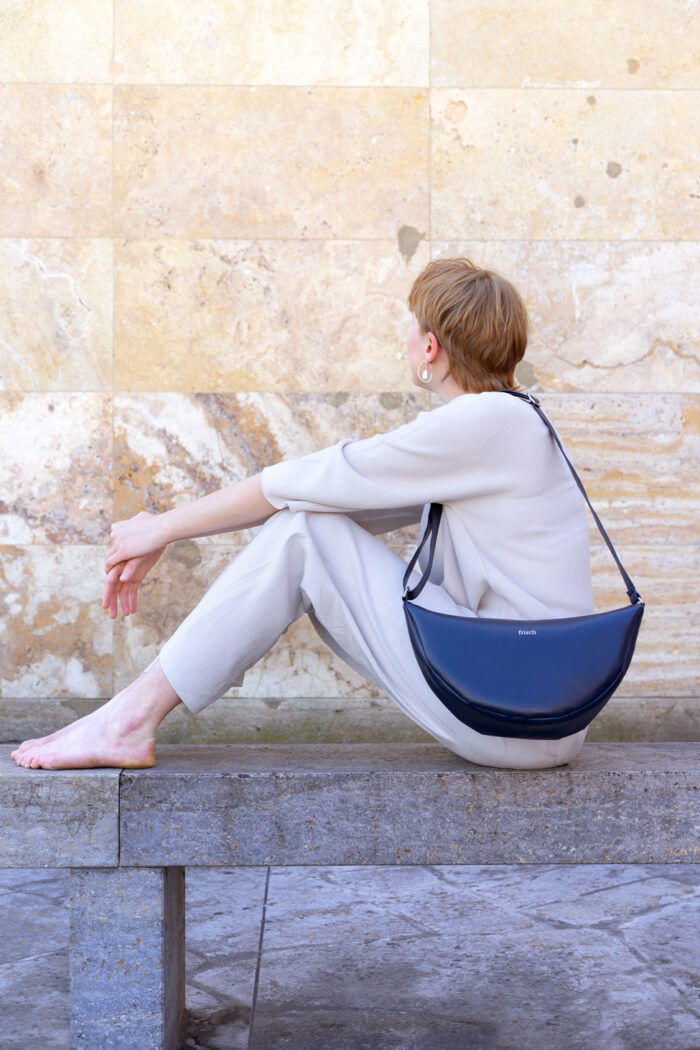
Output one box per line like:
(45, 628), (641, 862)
(156, 507), (186, 546)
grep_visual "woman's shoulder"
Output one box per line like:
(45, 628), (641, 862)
(424, 391), (550, 458)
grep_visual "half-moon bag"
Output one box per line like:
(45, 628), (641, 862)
(402, 390), (645, 739)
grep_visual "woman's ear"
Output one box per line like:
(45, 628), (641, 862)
(424, 331), (441, 363)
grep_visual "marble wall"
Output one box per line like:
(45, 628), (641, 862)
(0, 2), (698, 716)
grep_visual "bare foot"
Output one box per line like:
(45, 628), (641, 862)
(10, 660), (180, 770)
(11, 699), (155, 770)
(12, 708), (103, 754)
(12, 666), (154, 755)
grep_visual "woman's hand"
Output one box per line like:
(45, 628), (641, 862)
(103, 511), (169, 618)
(105, 510), (168, 570)
(102, 547), (166, 618)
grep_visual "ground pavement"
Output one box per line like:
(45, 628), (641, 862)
(1, 863), (698, 1049)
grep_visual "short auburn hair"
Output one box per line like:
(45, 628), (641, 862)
(407, 257), (529, 393)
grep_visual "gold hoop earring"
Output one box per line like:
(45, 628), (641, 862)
(418, 360), (433, 384)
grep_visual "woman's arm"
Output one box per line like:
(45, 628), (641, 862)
(102, 475), (278, 618)
(105, 473), (278, 571)
(158, 473), (278, 543)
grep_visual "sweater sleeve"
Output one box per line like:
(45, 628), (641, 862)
(259, 396), (506, 515)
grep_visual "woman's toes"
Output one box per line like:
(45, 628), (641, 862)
(15, 736), (52, 754)
(17, 727), (70, 752)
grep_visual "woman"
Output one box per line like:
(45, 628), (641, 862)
(11, 257), (594, 772)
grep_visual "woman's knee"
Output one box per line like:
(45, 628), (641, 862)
(260, 508), (357, 542)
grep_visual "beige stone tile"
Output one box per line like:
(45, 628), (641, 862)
(113, 392), (429, 538)
(115, 0), (428, 86)
(0, 545), (112, 699)
(0, 86), (112, 237)
(0, 394), (112, 544)
(113, 391), (697, 546)
(0, 1), (112, 82)
(114, 239), (430, 390)
(431, 0), (700, 88)
(114, 88), (429, 238)
(433, 242), (700, 393)
(0, 240), (113, 391)
(590, 545), (698, 697)
(431, 89), (699, 240)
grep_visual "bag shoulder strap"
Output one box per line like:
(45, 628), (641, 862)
(403, 390), (643, 606)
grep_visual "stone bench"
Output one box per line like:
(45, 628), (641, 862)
(1, 742), (698, 1050)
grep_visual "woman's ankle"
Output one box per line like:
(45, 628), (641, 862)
(108, 660), (182, 735)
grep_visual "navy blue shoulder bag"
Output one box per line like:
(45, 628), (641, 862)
(402, 390), (645, 739)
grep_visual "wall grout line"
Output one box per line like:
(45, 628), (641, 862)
(3, 82), (698, 91)
(110, 0), (117, 702)
(428, 0), (432, 250)
(1, 236), (698, 244)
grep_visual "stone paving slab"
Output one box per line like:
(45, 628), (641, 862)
(1, 864), (698, 1050)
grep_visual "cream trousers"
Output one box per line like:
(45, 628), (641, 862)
(157, 508), (587, 770)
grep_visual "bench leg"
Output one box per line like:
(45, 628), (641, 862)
(69, 867), (185, 1050)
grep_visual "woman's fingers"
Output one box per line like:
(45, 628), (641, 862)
(121, 580), (138, 616)
(102, 564), (122, 610)
(104, 536), (167, 619)
(105, 548), (124, 572)
(103, 563), (139, 618)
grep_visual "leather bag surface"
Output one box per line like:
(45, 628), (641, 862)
(402, 391), (645, 739)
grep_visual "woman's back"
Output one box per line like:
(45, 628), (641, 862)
(260, 390), (596, 621)
(426, 392), (595, 618)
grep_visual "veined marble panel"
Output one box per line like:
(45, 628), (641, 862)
(590, 545), (698, 697)
(112, 541), (389, 698)
(113, 392), (429, 536)
(539, 394), (699, 547)
(433, 242), (700, 394)
(0, 1), (113, 82)
(111, 538), (695, 700)
(114, 0), (428, 86)
(112, 392), (698, 546)
(431, 89), (699, 241)
(431, 0), (700, 89)
(0, 240), (113, 392)
(114, 88), (429, 238)
(114, 239), (430, 391)
(0, 87), (112, 238)
(0, 394), (112, 544)
(0, 545), (112, 699)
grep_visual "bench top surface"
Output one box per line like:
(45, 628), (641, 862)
(121, 741), (700, 776)
(1, 742), (699, 781)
